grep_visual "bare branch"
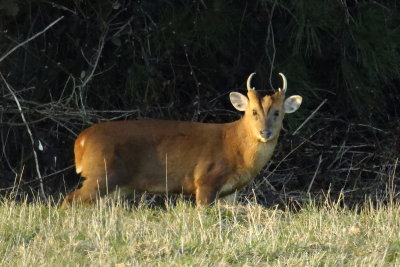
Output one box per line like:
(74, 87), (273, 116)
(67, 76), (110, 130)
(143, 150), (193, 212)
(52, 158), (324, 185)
(0, 72), (46, 199)
(293, 99), (327, 135)
(307, 154), (323, 195)
(0, 16), (64, 63)
(81, 27), (108, 89)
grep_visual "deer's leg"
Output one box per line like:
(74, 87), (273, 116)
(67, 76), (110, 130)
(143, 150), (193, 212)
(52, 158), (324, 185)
(195, 185), (218, 206)
(61, 171), (124, 208)
(61, 178), (104, 208)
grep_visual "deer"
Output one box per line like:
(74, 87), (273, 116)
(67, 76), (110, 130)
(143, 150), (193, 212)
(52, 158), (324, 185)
(61, 73), (302, 208)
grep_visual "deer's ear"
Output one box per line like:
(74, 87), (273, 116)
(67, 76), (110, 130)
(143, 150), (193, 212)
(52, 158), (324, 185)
(230, 92), (248, 111)
(284, 95), (302, 113)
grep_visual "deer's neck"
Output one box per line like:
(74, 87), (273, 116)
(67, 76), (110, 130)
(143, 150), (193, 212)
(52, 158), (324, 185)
(223, 118), (278, 174)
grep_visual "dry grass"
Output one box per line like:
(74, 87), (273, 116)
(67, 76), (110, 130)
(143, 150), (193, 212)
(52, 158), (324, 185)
(0, 194), (399, 266)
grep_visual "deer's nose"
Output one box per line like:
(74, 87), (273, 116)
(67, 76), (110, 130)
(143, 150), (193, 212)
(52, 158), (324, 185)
(260, 130), (272, 139)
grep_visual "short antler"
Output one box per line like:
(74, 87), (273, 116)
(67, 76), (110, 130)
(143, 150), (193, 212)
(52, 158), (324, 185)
(247, 72), (256, 91)
(278, 73), (287, 93)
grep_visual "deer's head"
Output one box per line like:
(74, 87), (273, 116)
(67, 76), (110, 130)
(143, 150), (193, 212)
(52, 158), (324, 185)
(230, 73), (302, 142)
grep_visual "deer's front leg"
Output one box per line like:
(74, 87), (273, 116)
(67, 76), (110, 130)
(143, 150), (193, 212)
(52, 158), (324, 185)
(195, 185), (218, 206)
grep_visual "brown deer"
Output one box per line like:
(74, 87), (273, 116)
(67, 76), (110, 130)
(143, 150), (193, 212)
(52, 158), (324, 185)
(61, 73), (302, 207)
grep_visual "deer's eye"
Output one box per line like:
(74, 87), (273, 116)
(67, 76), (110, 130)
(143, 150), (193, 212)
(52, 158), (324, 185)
(252, 110), (258, 116)
(274, 111), (280, 117)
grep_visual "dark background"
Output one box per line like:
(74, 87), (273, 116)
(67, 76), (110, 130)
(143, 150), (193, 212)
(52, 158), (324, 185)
(1, 0), (399, 206)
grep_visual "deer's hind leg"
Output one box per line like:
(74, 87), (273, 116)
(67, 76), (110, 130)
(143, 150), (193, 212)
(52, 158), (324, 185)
(61, 176), (107, 208)
(61, 167), (127, 208)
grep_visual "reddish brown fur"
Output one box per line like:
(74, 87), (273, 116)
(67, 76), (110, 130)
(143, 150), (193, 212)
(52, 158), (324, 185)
(62, 78), (301, 208)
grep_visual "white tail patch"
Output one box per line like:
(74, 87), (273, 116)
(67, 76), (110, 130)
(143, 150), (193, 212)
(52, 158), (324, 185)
(76, 165), (82, 174)
(80, 137), (85, 147)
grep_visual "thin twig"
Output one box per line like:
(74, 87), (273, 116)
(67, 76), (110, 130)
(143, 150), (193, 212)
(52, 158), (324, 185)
(307, 154), (323, 195)
(10, 165), (24, 198)
(0, 16), (64, 63)
(266, 0), (277, 89)
(0, 165), (74, 192)
(81, 27), (108, 89)
(184, 45), (201, 120)
(256, 127), (328, 194)
(0, 72), (46, 199)
(41, 1), (77, 15)
(78, 27), (108, 117)
(293, 98), (327, 135)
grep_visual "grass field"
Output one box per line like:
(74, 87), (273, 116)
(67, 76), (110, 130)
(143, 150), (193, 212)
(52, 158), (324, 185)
(0, 195), (399, 266)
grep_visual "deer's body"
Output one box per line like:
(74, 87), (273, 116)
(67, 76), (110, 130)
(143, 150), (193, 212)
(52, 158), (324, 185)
(62, 73), (302, 207)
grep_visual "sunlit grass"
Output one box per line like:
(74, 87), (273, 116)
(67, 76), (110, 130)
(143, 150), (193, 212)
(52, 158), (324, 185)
(0, 195), (399, 266)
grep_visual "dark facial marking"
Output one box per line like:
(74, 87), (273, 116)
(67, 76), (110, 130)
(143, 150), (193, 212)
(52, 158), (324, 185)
(207, 162), (215, 173)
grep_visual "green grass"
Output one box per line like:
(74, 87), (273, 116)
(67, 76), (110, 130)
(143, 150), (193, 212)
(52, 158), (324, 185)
(0, 196), (399, 266)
